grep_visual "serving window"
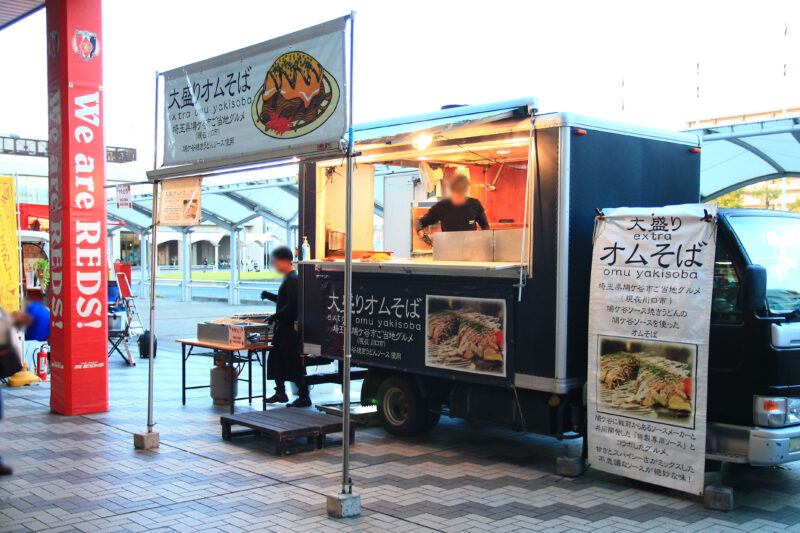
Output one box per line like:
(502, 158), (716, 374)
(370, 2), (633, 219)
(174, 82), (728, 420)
(311, 116), (533, 271)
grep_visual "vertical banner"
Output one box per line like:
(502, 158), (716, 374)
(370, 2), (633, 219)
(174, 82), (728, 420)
(47, 0), (108, 415)
(0, 177), (21, 312)
(157, 176), (202, 226)
(587, 203), (717, 495)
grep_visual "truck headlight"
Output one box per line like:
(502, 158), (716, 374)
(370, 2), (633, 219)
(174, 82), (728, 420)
(754, 396), (800, 427)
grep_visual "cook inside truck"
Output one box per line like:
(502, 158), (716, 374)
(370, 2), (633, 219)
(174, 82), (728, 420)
(414, 169), (490, 245)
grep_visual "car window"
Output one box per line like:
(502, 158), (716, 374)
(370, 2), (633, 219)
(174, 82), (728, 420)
(712, 240), (742, 323)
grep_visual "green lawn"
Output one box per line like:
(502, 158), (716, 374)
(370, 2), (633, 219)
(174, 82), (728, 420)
(157, 271), (282, 281)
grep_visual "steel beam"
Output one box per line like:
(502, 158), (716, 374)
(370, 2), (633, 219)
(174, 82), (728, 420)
(222, 191), (289, 226)
(130, 202), (153, 217)
(700, 122), (800, 141)
(139, 231), (148, 297)
(726, 138), (785, 173)
(279, 185), (299, 198)
(229, 228), (240, 305)
(107, 213), (146, 234)
(181, 228), (192, 302)
(234, 212), (262, 228)
(200, 211), (234, 231)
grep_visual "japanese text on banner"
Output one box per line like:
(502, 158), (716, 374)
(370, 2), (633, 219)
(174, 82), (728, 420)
(587, 203), (717, 495)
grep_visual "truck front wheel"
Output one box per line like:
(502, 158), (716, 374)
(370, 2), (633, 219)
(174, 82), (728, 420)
(377, 376), (426, 436)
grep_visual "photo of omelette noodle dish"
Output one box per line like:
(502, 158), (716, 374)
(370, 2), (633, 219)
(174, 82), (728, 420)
(255, 51), (337, 137)
(426, 296), (505, 376)
(598, 337), (696, 428)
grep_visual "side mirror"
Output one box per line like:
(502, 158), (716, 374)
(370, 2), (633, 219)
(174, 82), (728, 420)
(739, 264), (767, 312)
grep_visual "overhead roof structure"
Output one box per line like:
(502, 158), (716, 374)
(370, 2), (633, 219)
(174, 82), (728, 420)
(106, 176), (300, 235)
(0, 0), (43, 31)
(685, 115), (800, 201)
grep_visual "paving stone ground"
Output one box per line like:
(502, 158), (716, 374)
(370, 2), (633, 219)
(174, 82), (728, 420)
(2, 299), (800, 532)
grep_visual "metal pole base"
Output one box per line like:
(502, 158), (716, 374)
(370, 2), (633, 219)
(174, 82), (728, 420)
(133, 432), (160, 450)
(326, 492), (361, 518)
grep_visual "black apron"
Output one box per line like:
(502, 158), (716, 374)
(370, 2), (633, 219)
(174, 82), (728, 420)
(266, 271), (304, 383)
(267, 320), (304, 383)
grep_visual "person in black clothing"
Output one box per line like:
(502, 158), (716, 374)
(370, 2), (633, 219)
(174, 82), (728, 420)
(260, 246), (310, 407)
(414, 170), (489, 244)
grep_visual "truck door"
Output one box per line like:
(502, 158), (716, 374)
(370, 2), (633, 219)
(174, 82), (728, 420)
(708, 233), (761, 426)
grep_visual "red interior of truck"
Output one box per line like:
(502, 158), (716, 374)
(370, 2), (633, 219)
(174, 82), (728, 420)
(441, 164), (528, 229)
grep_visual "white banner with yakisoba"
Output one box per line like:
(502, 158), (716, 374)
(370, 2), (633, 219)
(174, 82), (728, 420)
(587, 203), (717, 495)
(162, 17), (347, 166)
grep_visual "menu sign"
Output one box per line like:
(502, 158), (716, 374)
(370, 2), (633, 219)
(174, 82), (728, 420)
(587, 203), (716, 495)
(157, 176), (202, 226)
(162, 17), (347, 167)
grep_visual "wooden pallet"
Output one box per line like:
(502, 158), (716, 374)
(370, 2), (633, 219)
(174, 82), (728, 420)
(220, 408), (356, 456)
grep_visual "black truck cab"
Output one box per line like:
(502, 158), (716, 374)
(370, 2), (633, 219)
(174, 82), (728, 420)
(707, 209), (800, 465)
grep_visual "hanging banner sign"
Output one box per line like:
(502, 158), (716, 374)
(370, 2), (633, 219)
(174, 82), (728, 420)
(116, 184), (131, 209)
(0, 176), (21, 312)
(162, 17), (348, 167)
(587, 203), (717, 495)
(158, 176), (202, 226)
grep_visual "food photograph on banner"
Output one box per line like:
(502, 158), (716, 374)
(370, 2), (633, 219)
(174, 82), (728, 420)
(425, 295), (506, 377)
(162, 18), (347, 167)
(597, 336), (697, 429)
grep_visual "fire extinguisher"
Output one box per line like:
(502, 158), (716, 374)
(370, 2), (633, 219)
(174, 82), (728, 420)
(36, 344), (48, 382)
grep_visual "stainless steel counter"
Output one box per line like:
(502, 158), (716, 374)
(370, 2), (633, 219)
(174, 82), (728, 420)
(299, 258), (524, 278)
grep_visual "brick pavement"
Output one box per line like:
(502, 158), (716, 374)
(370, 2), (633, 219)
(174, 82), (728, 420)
(2, 345), (800, 532)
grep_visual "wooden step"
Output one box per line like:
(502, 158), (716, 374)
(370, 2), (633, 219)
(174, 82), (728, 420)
(220, 408), (356, 455)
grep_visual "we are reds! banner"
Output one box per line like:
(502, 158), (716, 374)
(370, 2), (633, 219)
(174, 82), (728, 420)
(46, 0), (108, 415)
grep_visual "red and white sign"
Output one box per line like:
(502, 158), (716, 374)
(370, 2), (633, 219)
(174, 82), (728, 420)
(46, 0), (108, 415)
(116, 184), (132, 209)
(227, 325), (246, 347)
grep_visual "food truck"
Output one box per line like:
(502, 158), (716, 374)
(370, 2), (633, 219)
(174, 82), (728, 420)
(298, 99), (698, 433)
(297, 99), (800, 467)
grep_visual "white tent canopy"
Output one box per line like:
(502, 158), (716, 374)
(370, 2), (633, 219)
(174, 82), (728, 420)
(686, 116), (800, 201)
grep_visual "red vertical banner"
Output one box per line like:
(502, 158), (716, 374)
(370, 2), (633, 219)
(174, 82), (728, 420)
(47, 0), (108, 415)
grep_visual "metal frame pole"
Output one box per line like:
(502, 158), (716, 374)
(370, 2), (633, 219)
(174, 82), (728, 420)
(147, 71), (160, 434)
(341, 10), (355, 496)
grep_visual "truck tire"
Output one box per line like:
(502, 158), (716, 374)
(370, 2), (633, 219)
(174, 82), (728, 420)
(377, 376), (426, 436)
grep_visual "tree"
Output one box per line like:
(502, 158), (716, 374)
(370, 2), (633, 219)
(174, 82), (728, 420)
(716, 188), (745, 208)
(753, 180), (782, 209)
